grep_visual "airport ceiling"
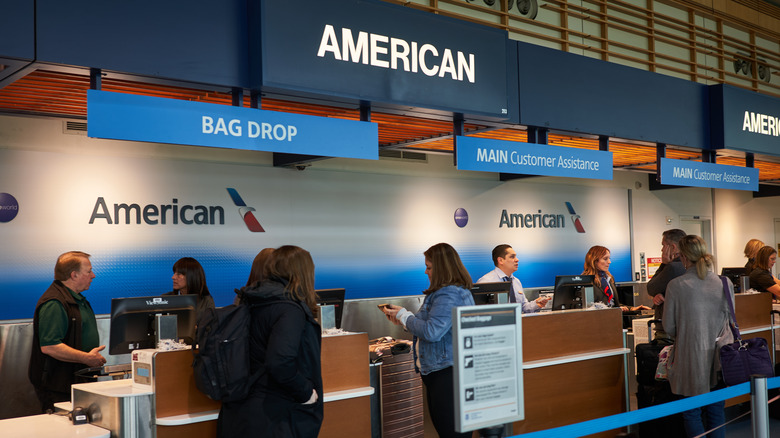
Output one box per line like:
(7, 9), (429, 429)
(2, 68), (780, 185)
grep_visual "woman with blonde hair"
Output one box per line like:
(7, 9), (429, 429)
(664, 235), (732, 437)
(218, 245), (323, 437)
(382, 243), (474, 438)
(743, 238), (764, 275)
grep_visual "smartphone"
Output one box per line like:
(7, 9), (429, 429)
(377, 304), (392, 310)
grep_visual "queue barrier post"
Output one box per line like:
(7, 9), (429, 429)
(750, 375), (769, 438)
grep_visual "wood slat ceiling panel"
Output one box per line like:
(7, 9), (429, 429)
(0, 69), (779, 183)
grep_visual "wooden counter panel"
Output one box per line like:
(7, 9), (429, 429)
(157, 421), (217, 438)
(522, 309), (624, 362)
(320, 396), (371, 438)
(735, 293), (772, 330)
(512, 356), (626, 437)
(154, 350), (220, 418)
(321, 333), (369, 393)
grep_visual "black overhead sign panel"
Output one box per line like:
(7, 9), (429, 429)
(258, 0), (510, 119)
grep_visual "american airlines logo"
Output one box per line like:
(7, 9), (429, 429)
(565, 202), (586, 233)
(497, 201), (585, 233)
(88, 188), (265, 233)
(227, 188), (265, 232)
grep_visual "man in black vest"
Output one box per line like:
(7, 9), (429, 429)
(28, 251), (106, 413)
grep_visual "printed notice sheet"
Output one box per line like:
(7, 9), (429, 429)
(453, 305), (524, 432)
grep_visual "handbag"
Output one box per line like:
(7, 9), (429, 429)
(718, 276), (775, 386)
(654, 345), (674, 381)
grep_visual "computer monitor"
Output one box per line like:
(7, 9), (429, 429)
(315, 288), (345, 329)
(720, 267), (747, 293)
(470, 281), (511, 305)
(109, 294), (197, 355)
(552, 275), (595, 310)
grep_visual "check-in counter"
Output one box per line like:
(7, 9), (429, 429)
(735, 292), (774, 345)
(512, 308), (628, 437)
(320, 332), (373, 437)
(2, 331), (373, 438)
(727, 292), (774, 406)
(150, 332), (374, 438)
(0, 412), (111, 438)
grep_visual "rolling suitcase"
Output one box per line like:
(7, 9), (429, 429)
(634, 319), (685, 438)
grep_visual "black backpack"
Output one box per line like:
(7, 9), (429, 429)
(192, 294), (258, 402)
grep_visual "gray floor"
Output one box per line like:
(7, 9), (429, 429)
(628, 393), (780, 437)
(722, 404), (780, 437)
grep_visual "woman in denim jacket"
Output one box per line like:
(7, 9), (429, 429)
(383, 243), (475, 438)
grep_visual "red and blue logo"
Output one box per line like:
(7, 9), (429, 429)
(226, 188), (264, 232)
(565, 202), (585, 233)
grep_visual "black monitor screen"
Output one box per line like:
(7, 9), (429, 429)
(720, 267), (746, 292)
(552, 275), (595, 310)
(470, 281), (511, 305)
(109, 295), (197, 355)
(315, 288), (345, 329)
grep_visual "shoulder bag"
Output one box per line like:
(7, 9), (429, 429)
(718, 276), (774, 386)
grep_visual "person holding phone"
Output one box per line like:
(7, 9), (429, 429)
(381, 243), (474, 438)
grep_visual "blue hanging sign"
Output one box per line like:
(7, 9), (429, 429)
(659, 158), (758, 191)
(710, 84), (780, 155)
(259, 0), (509, 119)
(455, 136), (613, 180)
(87, 90), (378, 160)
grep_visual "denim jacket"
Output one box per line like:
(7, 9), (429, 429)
(407, 285), (475, 375)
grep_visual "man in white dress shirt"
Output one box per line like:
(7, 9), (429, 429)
(477, 244), (549, 313)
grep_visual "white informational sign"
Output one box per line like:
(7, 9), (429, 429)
(453, 304), (524, 432)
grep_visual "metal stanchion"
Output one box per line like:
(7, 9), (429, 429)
(750, 375), (769, 438)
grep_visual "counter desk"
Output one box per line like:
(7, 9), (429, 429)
(728, 291), (775, 406)
(149, 332), (374, 438)
(513, 307), (629, 437)
(0, 412), (111, 438)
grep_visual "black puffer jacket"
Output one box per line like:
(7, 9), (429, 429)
(217, 279), (323, 437)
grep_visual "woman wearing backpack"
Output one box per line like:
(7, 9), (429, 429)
(217, 245), (323, 438)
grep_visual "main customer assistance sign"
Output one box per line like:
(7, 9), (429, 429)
(87, 90), (378, 160)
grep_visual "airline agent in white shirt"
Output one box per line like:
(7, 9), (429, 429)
(477, 244), (549, 313)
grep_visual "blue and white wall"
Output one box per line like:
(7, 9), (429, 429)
(1, 114), (778, 321)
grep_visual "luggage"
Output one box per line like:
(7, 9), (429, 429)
(192, 300), (257, 402)
(635, 319), (686, 438)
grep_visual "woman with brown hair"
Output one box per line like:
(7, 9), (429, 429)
(748, 245), (780, 298)
(583, 246), (648, 312)
(234, 248), (276, 305)
(382, 243), (475, 438)
(166, 257), (215, 320)
(217, 245), (323, 437)
(246, 247), (275, 287)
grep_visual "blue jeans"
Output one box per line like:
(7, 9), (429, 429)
(681, 400), (725, 438)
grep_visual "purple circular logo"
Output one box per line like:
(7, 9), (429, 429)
(454, 208), (468, 228)
(0, 193), (19, 223)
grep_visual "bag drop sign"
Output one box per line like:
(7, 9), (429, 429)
(201, 117), (297, 141)
(88, 90), (378, 160)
